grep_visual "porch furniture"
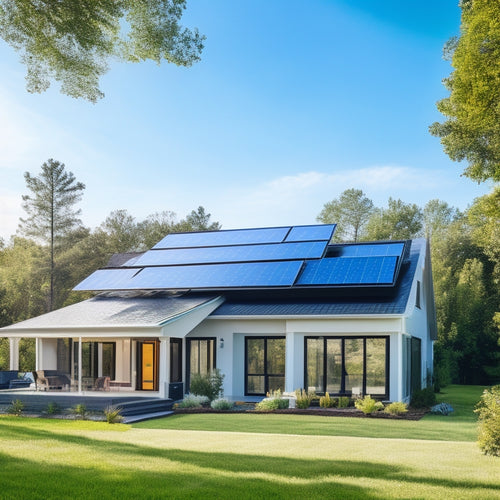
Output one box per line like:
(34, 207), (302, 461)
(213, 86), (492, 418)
(93, 376), (110, 391)
(0, 371), (19, 389)
(9, 372), (33, 389)
(36, 370), (71, 391)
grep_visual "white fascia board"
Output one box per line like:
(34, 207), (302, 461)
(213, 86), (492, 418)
(0, 325), (162, 339)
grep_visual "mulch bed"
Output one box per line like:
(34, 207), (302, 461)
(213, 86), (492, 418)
(173, 405), (428, 420)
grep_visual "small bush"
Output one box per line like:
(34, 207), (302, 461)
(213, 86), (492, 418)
(45, 402), (60, 415)
(319, 392), (337, 408)
(295, 388), (315, 409)
(475, 385), (500, 457)
(72, 404), (87, 419)
(210, 398), (233, 410)
(410, 387), (437, 408)
(256, 390), (289, 411)
(7, 399), (25, 416)
(189, 369), (224, 401)
(384, 401), (408, 416)
(178, 394), (209, 408)
(104, 406), (123, 424)
(354, 395), (384, 415)
(430, 402), (454, 416)
(338, 396), (350, 408)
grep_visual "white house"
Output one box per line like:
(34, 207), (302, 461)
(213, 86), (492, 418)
(0, 224), (436, 403)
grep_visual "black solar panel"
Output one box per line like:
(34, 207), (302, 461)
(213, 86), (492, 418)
(127, 261), (304, 289)
(73, 268), (140, 291)
(135, 241), (327, 266)
(284, 224), (336, 242)
(296, 256), (398, 286)
(153, 227), (291, 249)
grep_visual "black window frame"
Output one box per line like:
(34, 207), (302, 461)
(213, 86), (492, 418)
(304, 336), (390, 399)
(245, 336), (286, 396)
(186, 337), (216, 391)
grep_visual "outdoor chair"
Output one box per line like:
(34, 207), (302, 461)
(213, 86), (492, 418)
(93, 376), (110, 391)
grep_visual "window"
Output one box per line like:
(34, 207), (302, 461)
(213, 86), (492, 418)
(305, 336), (389, 398)
(245, 337), (285, 395)
(186, 338), (216, 390)
(170, 338), (182, 383)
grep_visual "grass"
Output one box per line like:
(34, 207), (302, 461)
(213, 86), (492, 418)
(0, 385), (498, 499)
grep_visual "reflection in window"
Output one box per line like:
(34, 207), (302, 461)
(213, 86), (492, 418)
(246, 337), (285, 395)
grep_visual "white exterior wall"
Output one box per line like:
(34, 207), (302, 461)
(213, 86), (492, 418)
(40, 338), (58, 369)
(188, 316), (404, 401)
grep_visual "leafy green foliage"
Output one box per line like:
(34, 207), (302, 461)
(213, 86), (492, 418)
(337, 396), (350, 408)
(475, 385), (500, 456)
(319, 392), (337, 408)
(430, 0), (500, 182)
(354, 395), (384, 415)
(45, 402), (60, 415)
(0, 0), (204, 102)
(177, 394), (209, 408)
(316, 189), (374, 242)
(410, 387), (437, 409)
(104, 406), (123, 424)
(384, 401), (408, 416)
(189, 369), (224, 402)
(294, 389), (315, 409)
(210, 398), (233, 411)
(255, 395), (289, 411)
(72, 404), (87, 419)
(7, 399), (25, 416)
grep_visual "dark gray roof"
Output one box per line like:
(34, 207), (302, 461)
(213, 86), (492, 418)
(1, 293), (220, 330)
(210, 240), (422, 317)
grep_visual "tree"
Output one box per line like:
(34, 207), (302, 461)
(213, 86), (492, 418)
(429, 0), (500, 182)
(0, 0), (204, 102)
(181, 206), (221, 232)
(423, 199), (461, 239)
(97, 209), (142, 253)
(316, 189), (374, 242)
(18, 159), (85, 311)
(364, 198), (423, 240)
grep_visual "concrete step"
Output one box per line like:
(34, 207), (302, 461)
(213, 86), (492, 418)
(122, 410), (174, 424)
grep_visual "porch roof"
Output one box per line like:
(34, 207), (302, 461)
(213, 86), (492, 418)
(0, 293), (223, 336)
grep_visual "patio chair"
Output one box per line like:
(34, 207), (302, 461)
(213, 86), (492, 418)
(93, 376), (110, 391)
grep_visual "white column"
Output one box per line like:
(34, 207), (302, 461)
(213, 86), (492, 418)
(78, 337), (82, 393)
(35, 338), (41, 370)
(159, 338), (169, 399)
(285, 330), (295, 393)
(9, 338), (20, 371)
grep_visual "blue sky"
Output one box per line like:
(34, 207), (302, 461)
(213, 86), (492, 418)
(0, 0), (493, 240)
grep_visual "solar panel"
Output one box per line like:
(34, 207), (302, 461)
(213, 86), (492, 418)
(127, 261), (304, 289)
(73, 268), (140, 291)
(153, 227), (291, 249)
(284, 224), (336, 242)
(296, 256), (398, 286)
(135, 241), (327, 266)
(338, 242), (405, 258)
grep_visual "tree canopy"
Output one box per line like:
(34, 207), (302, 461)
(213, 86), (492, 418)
(0, 0), (204, 102)
(429, 0), (500, 182)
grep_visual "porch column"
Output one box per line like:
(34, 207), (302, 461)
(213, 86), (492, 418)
(159, 338), (169, 399)
(78, 337), (82, 393)
(9, 338), (19, 371)
(284, 330), (295, 393)
(35, 338), (41, 370)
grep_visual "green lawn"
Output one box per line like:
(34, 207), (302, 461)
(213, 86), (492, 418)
(0, 385), (498, 499)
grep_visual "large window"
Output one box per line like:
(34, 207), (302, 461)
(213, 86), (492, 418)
(305, 336), (389, 398)
(245, 337), (285, 395)
(186, 338), (216, 390)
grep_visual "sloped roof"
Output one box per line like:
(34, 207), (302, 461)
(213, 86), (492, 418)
(1, 293), (221, 331)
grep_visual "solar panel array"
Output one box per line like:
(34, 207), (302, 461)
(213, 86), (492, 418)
(74, 224), (409, 292)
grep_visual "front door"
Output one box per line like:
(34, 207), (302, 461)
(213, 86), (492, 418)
(138, 341), (158, 391)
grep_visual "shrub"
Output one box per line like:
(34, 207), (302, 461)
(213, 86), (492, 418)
(210, 398), (233, 410)
(72, 404), (87, 419)
(430, 402), (454, 416)
(178, 394), (209, 408)
(256, 390), (289, 411)
(319, 392), (336, 408)
(104, 406), (123, 424)
(410, 387), (437, 408)
(475, 385), (500, 456)
(7, 399), (25, 416)
(189, 369), (224, 401)
(354, 395), (384, 415)
(338, 396), (350, 408)
(295, 388), (315, 409)
(384, 401), (408, 416)
(45, 402), (60, 415)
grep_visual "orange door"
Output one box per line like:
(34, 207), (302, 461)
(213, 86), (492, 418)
(141, 342), (155, 390)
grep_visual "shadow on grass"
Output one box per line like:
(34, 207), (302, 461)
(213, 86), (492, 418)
(0, 421), (497, 499)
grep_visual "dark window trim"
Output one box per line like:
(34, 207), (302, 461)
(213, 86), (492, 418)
(136, 339), (160, 391)
(304, 336), (390, 399)
(186, 337), (217, 391)
(170, 338), (183, 383)
(245, 336), (286, 396)
(416, 280), (421, 309)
